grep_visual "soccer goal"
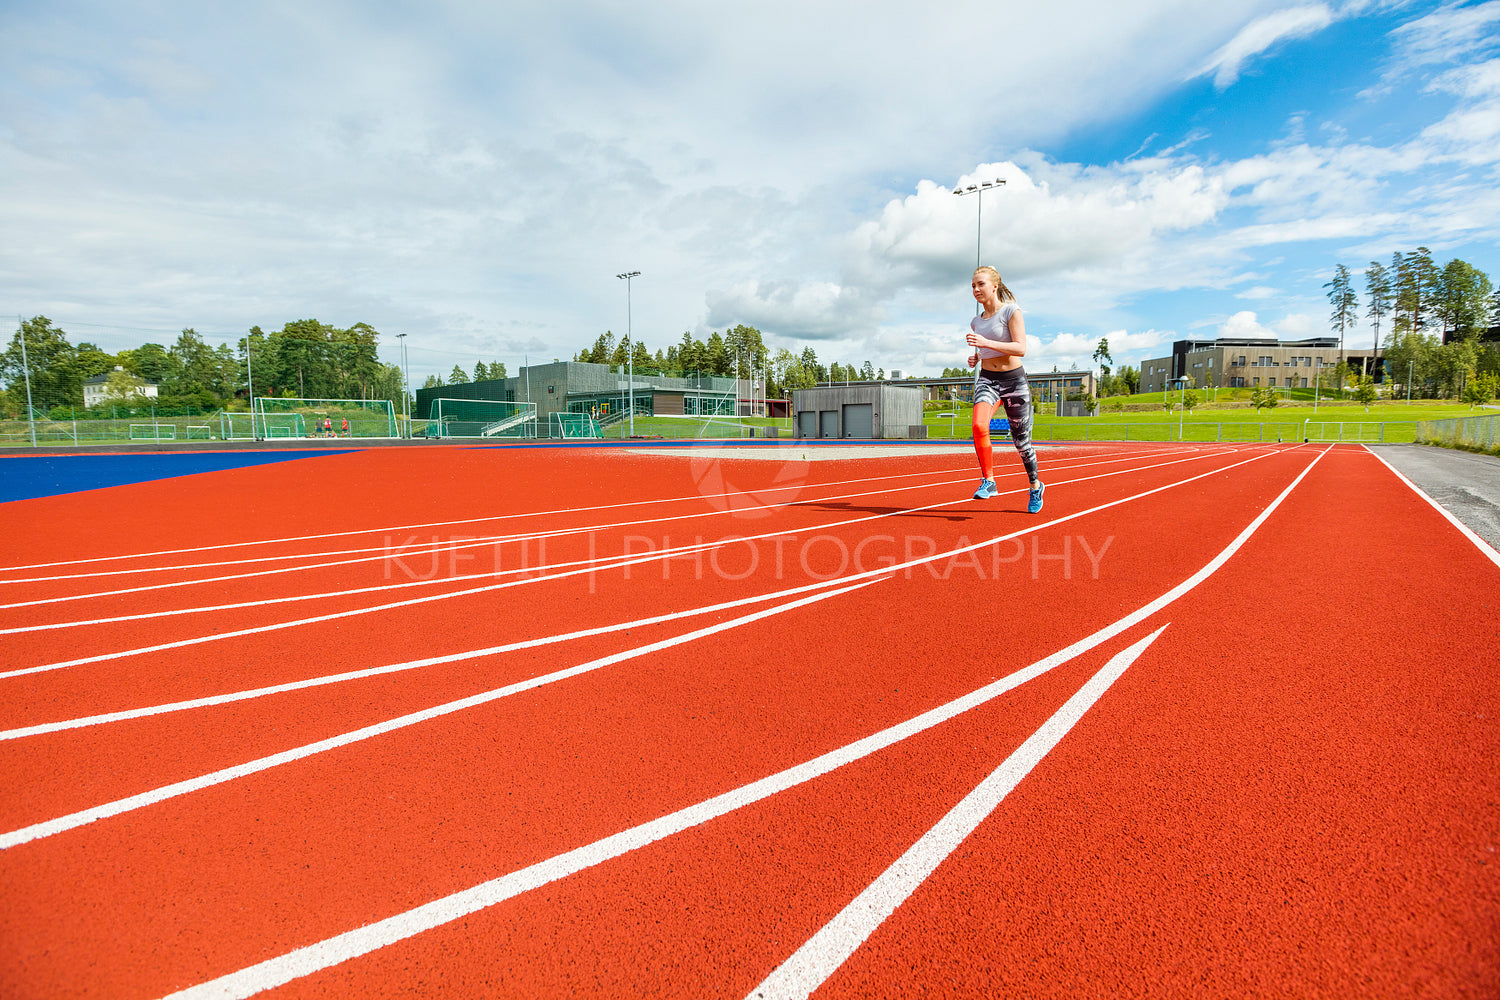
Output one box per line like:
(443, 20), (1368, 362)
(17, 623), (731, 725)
(129, 423), (176, 442)
(254, 398), (398, 439)
(218, 410), (305, 440)
(428, 398), (537, 439)
(549, 411), (602, 439)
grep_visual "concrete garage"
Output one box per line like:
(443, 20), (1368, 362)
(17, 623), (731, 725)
(791, 384), (925, 439)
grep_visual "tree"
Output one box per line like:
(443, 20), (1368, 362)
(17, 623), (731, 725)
(1181, 388), (1203, 413)
(799, 346), (826, 384)
(704, 331), (729, 376)
(1092, 337), (1113, 395)
(1434, 259), (1494, 341)
(1463, 372), (1496, 408)
(120, 342), (172, 387)
(724, 324), (768, 379)
(1365, 261), (1391, 378)
(422, 373), (444, 389)
(74, 342), (116, 386)
(1325, 264), (1358, 369)
(1251, 386), (1279, 413)
(1, 316), (81, 412)
(448, 365), (469, 384)
(1353, 375), (1377, 411)
(1117, 364), (1140, 395)
(102, 366), (150, 403)
(1383, 329), (1437, 399)
(1393, 247), (1440, 335)
(167, 328), (218, 398)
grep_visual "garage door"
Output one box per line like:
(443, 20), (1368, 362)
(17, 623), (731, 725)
(841, 403), (872, 438)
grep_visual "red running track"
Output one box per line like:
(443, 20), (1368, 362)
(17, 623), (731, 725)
(0, 441), (1495, 998)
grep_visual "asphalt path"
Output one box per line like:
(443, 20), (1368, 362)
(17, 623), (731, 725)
(1373, 444), (1500, 553)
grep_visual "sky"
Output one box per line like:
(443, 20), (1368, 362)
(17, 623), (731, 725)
(2, 0), (1498, 386)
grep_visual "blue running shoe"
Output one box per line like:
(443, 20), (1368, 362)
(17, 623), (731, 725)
(1028, 481), (1045, 513)
(973, 478), (998, 499)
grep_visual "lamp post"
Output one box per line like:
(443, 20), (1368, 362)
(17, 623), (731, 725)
(15, 317), (36, 447)
(953, 178), (1005, 316)
(244, 330), (259, 441)
(396, 333), (410, 438)
(617, 271), (640, 437)
(1180, 378), (1188, 441)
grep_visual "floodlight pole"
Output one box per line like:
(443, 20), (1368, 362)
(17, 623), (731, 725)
(244, 330), (260, 441)
(396, 333), (410, 438)
(617, 271), (640, 437)
(953, 178), (1005, 317)
(16, 317), (36, 447)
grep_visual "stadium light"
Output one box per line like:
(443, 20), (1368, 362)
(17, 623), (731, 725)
(396, 333), (410, 438)
(953, 178), (1005, 315)
(617, 271), (640, 437)
(15, 317), (36, 447)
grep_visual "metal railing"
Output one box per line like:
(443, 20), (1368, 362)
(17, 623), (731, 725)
(1417, 413), (1499, 452)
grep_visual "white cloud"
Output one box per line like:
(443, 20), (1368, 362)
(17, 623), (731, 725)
(1220, 310), (1278, 338)
(1215, 309), (1318, 340)
(1197, 5), (1336, 89)
(2, 0), (1499, 385)
(1389, 0), (1500, 70)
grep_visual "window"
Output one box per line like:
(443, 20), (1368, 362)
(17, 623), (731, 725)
(1253, 377), (1261, 386)
(1268, 377), (1276, 387)
(1237, 355), (1247, 366)
(1300, 378), (1308, 388)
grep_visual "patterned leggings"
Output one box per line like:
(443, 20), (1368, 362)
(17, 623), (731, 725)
(972, 367), (1039, 482)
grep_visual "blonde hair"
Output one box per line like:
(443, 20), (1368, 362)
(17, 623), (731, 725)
(973, 266), (1015, 303)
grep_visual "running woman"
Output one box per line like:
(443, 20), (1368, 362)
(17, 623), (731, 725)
(965, 265), (1044, 512)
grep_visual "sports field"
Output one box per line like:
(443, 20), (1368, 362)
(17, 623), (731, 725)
(1, 440), (1497, 998)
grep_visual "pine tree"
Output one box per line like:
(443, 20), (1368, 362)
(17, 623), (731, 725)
(1324, 264), (1358, 369)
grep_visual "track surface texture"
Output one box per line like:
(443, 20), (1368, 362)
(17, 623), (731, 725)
(1, 441), (1496, 999)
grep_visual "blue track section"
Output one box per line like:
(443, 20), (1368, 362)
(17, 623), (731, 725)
(0, 451), (352, 504)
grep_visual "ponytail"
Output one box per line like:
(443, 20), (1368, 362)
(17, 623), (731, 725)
(973, 265), (1015, 302)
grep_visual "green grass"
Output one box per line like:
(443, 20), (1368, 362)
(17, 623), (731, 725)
(919, 396), (1485, 444)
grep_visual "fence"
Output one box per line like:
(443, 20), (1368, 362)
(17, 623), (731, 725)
(0, 408), (227, 446)
(1031, 421), (1418, 444)
(1417, 413), (1499, 453)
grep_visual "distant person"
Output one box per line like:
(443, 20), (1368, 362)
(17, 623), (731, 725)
(340, 416), (349, 437)
(965, 265), (1045, 513)
(323, 417), (333, 438)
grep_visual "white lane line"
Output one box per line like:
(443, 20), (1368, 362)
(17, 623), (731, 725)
(745, 626), (1169, 1000)
(0, 467), (973, 588)
(153, 447), (1328, 1000)
(0, 576), (872, 741)
(0, 448), (1266, 733)
(0, 473), (974, 610)
(0, 577), (884, 852)
(0, 462), (989, 576)
(0, 445), (1183, 577)
(0, 446), (1270, 679)
(1363, 445), (1500, 569)
(0, 444), (1194, 597)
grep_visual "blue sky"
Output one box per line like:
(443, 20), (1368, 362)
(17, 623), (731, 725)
(1, 0), (1497, 385)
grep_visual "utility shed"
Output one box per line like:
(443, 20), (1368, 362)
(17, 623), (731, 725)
(791, 384), (924, 439)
